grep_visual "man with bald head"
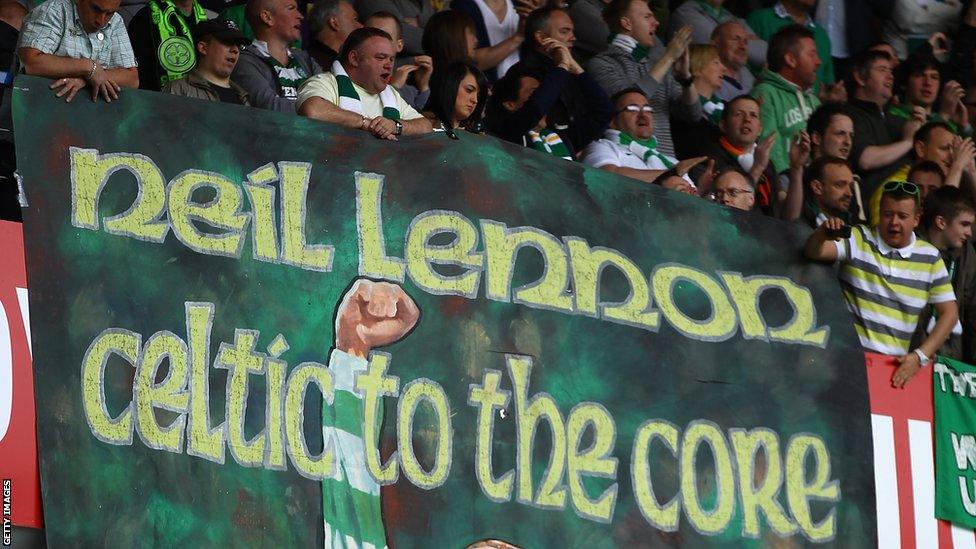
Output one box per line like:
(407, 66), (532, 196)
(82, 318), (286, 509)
(306, 0), (360, 70)
(18, 0), (138, 102)
(297, 27), (432, 138)
(670, 0), (766, 69)
(232, 0), (321, 111)
(711, 20), (755, 102)
(710, 167), (756, 211)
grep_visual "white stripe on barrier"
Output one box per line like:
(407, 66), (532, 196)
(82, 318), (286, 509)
(951, 524), (976, 549)
(0, 300), (11, 443)
(873, 414), (902, 548)
(16, 287), (30, 358)
(909, 419), (938, 549)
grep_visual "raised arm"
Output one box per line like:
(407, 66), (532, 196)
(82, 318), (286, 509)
(803, 218), (844, 262)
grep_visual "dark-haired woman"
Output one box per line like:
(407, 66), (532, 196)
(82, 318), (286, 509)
(423, 61), (489, 132)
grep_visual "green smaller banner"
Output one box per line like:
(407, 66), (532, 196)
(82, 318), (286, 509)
(935, 355), (976, 528)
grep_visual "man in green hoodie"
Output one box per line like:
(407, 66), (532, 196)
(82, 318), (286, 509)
(752, 23), (821, 175)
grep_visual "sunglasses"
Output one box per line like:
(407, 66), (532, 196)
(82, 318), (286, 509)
(881, 180), (920, 202)
(616, 104), (654, 115)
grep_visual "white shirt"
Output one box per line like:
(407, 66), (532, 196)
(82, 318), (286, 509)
(295, 72), (422, 120)
(582, 130), (693, 184)
(471, 0), (520, 78)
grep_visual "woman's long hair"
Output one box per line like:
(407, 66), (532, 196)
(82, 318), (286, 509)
(422, 11), (477, 69)
(425, 61), (489, 131)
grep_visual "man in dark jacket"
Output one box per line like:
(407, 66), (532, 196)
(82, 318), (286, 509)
(232, 0), (321, 111)
(911, 186), (976, 363)
(486, 34), (612, 160)
(489, 7), (611, 153)
(164, 17), (250, 104)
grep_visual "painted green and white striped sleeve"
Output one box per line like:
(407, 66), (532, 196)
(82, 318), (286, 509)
(323, 349), (388, 549)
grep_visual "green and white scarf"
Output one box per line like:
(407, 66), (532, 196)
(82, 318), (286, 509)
(332, 60), (400, 120)
(527, 129), (572, 160)
(322, 350), (388, 549)
(610, 130), (676, 169)
(701, 95), (724, 125)
(611, 33), (649, 62)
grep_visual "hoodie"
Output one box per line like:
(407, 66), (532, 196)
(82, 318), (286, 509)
(751, 69), (820, 173)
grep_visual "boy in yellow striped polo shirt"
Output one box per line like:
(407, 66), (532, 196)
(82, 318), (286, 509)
(804, 181), (958, 388)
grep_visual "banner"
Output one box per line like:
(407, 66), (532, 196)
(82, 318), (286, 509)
(866, 353), (976, 548)
(14, 75), (877, 547)
(0, 219), (42, 531)
(935, 356), (976, 529)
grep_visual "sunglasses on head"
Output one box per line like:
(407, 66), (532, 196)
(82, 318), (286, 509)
(881, 180), (920, 202)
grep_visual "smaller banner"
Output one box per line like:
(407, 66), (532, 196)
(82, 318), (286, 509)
(935, 356), (976, 529)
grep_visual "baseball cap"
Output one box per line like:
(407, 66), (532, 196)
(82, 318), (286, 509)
(193, 17), (249, 46)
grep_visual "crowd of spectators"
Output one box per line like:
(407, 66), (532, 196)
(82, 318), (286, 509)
(5, 0), (976, 384)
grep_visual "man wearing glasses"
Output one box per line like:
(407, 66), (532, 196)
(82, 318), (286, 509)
(583, 87), (705, 185)
(708, 167), (755, 211)
(804, 180), (958, 388)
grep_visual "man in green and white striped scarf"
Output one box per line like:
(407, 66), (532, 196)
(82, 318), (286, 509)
(297, 27), (432, 139)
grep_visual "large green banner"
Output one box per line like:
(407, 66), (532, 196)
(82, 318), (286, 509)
(935, 356), (976, 529)
(15, 75), (876, 547)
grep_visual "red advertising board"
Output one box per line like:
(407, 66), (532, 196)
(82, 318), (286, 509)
(0, 220), (42, 529)
(868, 352), (976, 548)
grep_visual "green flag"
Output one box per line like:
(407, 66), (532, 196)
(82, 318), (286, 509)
(935, 355), (976, 528)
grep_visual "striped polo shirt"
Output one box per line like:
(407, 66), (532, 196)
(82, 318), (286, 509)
(835, 225), (955, 356)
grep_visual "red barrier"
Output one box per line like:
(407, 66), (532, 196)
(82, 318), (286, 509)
(867, 352), (975, 548)
(0, 220), (42, 528)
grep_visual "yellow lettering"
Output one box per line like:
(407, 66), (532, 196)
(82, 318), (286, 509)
(355, 172), (405, 281)
(786, 434), (840, 541)
(134, 330), (189, 453)
(565, 236), (659, 330)
(729, 428), (795, 537)
(215, 330), (266, 467)
(631, 420), (681, 531)
(509, 354), (567, 509)
(70, 148), (168, 241)
(168, 169), (249, 257)
(482, 221), (574, 313)
(356, 352), (400, 484)
(244, 163), (280, 263)
(279, 162), (333, 271)
(467, 369), (514, 502)
(397, 379), (453, 489)
(185, 302), (225, 464)
(680, 421), (735, 535)
(405, 211), (483, 297)
(566, 402), (618, 523)
(653, 265), (737, 341)
(81, 328), (140, 445)
(721, 274), (828, 347)
(283, 361), (334, 479)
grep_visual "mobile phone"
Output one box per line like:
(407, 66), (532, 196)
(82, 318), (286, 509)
(825, 225), (851, 239)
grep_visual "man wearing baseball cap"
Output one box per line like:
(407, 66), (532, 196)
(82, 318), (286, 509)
(163, 17), (250, 105)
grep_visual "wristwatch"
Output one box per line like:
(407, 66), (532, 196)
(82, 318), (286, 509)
(913, 348), (930, 366)
(393, 119), (403, 137)
(675, 74), (693, 88)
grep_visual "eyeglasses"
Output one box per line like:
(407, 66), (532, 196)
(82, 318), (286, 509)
(707, 188), (754, 200)
(881, 180), (920, 202)
(616, 104), (654, 115)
